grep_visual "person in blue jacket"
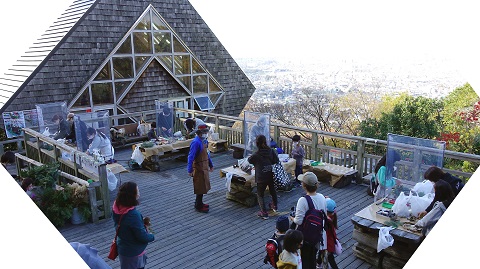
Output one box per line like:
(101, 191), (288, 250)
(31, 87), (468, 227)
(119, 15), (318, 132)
(187, 124), (214, 213)
(112, 181), (154, 269)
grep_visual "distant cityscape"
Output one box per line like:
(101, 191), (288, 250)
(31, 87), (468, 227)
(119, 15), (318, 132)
(236, 56), (468, 104)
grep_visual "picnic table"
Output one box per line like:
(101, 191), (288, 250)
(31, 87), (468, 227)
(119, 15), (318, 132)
(351, 201), (423, 269)
(303, 161), (358, 188)
(133, 139), (193, 171)
(219, 158), (296, 207)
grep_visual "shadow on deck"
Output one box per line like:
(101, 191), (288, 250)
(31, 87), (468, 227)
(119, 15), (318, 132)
(58, 147), (375, 269)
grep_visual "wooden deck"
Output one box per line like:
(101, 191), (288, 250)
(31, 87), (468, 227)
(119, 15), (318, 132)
(56, 147), (375, 269)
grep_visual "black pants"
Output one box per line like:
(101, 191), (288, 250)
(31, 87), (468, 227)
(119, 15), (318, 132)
(195, 194), (203, 208)
(301, 242), (317, 269)
(256, 180), (278, 212)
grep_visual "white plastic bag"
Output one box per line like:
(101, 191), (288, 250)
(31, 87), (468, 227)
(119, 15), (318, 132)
(392, 192), (411, 217)
(409, 192), (434, 217)
(107, 170), (118, 191)
(131, 146), (145, 165)
(42, 127), (51, 136)
(412, 180), (434, 196)
(377, 226), (394, 252)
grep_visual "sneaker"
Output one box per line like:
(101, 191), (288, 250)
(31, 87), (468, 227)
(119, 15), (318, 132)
(257, 211), (269, 220)
(194, 203), (209, 209)
(195, 205), (209, 213)
(269, 202), (278, 212)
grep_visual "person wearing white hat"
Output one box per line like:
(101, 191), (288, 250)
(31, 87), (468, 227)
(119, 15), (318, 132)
(289, 171), (327, 269)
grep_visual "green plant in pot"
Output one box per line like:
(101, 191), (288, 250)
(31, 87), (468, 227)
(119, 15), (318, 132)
(67, 183), (91, 224)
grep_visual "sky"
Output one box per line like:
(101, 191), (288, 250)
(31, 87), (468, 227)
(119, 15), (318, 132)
(0, 0), (479, 268)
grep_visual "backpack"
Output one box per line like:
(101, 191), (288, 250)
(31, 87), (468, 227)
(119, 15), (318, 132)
(263, 233), (284, 268)
(297, 195), (327, 246)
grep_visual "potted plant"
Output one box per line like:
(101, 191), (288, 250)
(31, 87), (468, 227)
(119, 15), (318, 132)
(67, 183), (91, 224)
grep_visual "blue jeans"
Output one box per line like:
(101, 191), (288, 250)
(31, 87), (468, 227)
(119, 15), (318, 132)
(295, 165), (303, 180)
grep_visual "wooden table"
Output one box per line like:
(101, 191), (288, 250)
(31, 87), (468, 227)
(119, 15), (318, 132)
(208, 139), (228, 153)
(219, 158), (296, 207)
(133, 139), (193, 171)
(351, 202), (423, 269)
(303, 162), (357, 188)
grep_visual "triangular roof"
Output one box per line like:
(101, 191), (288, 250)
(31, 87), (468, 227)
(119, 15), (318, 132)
(0, 0), (255, 119)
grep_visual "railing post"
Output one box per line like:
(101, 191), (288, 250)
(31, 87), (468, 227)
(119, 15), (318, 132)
(312, 132), (318, 161)
(273, 125), (280, 144)
(215, 115), (220, 135)
(356, 139), (365, 183)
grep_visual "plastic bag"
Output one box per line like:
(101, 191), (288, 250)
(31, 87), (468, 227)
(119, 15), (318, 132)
(409, 192), (434, 217)
(131, 146), (145, 165)
(42, 127), (51, 136)
(107, 170), (118, 191)
(412, 180), (434, 196)
(377, 226), (394, 252)
(392, 192), (411, 217)
(137, 123), (150, 136)
(334, 239), (343, 255)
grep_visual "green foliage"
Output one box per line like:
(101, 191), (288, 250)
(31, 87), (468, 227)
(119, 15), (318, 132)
(360, 95), (442, 140)
(36, 188), (73, 227)
(20, 162), (59, 189)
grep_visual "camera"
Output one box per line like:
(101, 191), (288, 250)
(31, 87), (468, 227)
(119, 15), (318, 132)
(290, 206), (296, 217)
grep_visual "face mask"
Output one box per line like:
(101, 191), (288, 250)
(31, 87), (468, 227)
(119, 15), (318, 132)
(201, 134), (208, 139)
(293, 142), (298, 146)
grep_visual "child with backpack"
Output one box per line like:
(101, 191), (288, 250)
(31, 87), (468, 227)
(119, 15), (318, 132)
(277, 229), (304, 269)
(289, 172), (327, 269)
(317, 198), (340, 269)
(264, 215), (290, 268)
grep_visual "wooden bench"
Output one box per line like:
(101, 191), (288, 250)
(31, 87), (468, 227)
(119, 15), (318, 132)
(111, 123), (149, 148)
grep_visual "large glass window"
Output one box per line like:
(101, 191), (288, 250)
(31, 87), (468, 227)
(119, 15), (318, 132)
(91, 83), (113, 105)
(133, 32), (152, 54)
(71, 5), (225, 114)
(113, 57), (133, 79)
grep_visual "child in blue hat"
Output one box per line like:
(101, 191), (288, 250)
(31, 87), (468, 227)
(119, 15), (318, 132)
(318, 198), (340, 269)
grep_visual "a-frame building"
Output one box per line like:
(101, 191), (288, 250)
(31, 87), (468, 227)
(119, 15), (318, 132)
(0, 0), (255, 121)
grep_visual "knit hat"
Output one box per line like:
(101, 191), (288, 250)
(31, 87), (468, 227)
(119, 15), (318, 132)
(197, 124), (209, 133)
(326, 198), (336, 213)
(276, 215), (289, 233)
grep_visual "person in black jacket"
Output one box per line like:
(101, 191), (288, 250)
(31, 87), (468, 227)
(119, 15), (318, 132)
(248, 134), (279, 220)
(423, 165), (464, 196)
(52, 114), (70, 140)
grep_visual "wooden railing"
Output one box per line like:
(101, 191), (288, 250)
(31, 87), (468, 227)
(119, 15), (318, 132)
(20, 128), (110, 223)
(4, 108), (479, 184)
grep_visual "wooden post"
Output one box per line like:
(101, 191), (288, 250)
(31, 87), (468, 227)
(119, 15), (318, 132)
(273, 125), (280, 145)
(312, 132), (318, 161)
(356, 139), (365, 183)
(87, 183), (99, 223)
(98, 163), (111, 219)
